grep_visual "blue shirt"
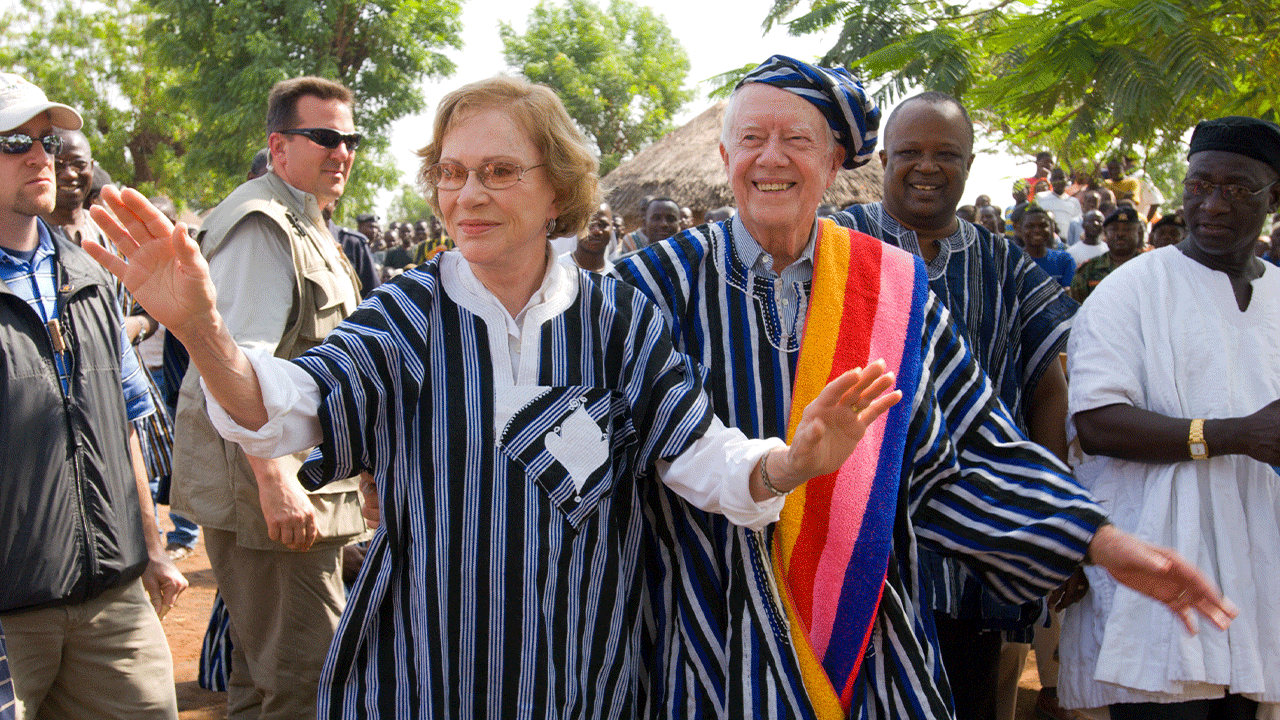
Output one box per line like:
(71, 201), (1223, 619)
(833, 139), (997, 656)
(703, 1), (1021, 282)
(0, 222), (154, 421)
(1030, 248), (1076, 287)
(730, 213), (814, 340)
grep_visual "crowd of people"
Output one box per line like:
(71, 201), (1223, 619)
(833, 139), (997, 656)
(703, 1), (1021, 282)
(0, 49), (1276, 720)
(956, 147), (1280, 311)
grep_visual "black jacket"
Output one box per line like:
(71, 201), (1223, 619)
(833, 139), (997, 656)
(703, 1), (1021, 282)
(0, 225), (148, 613)
(328, 220), (380, 299)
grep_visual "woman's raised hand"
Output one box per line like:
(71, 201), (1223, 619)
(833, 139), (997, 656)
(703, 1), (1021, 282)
(86, 185), (219, 341)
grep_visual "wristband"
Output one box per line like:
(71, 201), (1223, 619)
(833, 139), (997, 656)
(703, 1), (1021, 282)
(759, 449), (790, 498)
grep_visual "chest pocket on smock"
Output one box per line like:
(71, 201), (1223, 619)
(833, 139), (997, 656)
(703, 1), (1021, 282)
(498, 386), (637, 529)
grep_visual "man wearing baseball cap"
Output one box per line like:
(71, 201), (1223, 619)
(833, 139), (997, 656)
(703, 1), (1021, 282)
(0, 73), (185, 719)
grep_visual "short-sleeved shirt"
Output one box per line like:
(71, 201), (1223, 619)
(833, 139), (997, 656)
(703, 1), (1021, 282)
(1030, 248), (1076, 287)
(1104, 177), (1142, 204)
(1036, 190), (1083, 239)
(0, 222), (154, 420)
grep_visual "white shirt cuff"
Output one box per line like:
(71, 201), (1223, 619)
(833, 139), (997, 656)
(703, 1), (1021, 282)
(201, 347), (323, 458)
(657, 417), (787, 530)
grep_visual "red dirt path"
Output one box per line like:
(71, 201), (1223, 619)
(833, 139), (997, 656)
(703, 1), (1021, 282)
(157, 520), (1045, 719)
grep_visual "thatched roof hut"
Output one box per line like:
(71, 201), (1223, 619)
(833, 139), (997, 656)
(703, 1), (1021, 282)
(601, 101), (883, 228)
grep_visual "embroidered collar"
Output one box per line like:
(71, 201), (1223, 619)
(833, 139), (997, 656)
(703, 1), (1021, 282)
(865, 203), (977, 281)
(729, 213), (817, 278)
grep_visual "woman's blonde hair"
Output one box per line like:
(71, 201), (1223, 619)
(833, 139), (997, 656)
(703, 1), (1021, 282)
(417, 76), (599, 238)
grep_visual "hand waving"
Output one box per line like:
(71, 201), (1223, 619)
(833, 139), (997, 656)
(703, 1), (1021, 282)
(86, 185), (219, 341)
(769, 359), (903, 491)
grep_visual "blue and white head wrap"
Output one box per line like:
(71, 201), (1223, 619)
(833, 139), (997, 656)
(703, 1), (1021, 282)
(736, 55), (881, 170)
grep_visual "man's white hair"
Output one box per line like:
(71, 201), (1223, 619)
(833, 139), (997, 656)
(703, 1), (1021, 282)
(719, 84), (839, 153)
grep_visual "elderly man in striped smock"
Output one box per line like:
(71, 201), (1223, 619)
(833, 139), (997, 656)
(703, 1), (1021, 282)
(613, 55), (1235, 720)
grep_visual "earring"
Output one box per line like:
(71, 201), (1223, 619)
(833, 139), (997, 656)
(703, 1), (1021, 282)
(545, 218), (557, 235)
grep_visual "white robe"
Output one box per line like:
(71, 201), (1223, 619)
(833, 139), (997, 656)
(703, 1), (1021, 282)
(1063, 246), (1280, 717)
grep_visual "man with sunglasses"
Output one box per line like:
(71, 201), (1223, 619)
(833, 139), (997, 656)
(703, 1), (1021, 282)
(1061, 116), (1280, 720)
(168, 75), (367, 720)
(0, 73), (185, 719)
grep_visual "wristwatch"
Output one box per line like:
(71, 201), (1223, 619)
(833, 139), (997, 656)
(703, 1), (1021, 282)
(1188, 418), (1208, 460)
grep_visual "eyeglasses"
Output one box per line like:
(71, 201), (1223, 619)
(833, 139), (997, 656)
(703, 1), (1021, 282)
(1183, 178), (1277, 203)
(0, 133), (63, 156)
(281, 127), (362, 151)
(424, 161), (545, 191)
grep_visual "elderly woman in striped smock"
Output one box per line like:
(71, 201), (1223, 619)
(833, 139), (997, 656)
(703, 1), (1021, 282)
(83, 76), (904, 719)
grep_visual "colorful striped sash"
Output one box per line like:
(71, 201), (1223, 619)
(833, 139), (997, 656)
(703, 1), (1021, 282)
(772, 219), (927, 716)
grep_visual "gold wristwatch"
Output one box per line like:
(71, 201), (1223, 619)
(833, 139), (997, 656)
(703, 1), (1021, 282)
(1188, 418), (1208, 460)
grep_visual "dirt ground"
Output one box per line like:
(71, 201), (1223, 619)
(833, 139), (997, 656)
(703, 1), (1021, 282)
(155, 516), (229, 720)
(156, 518), (1046, 719)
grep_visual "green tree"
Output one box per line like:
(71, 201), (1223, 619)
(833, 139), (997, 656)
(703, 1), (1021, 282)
(0, 0), (199, 203)
(761, 0), (1277, 173)
(386, 182), (433, 223)
(501, 0), (693, 175)
(144, 0), (464, 215)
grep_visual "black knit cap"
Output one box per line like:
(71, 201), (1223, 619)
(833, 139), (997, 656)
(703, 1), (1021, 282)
(1188, 116), (1280, 176)
(1151, 213), (1185, 231)
(1104, 206), (1141, 227)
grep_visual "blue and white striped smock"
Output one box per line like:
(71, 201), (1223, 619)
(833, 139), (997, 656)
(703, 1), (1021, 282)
(612, 219), (1105, 720)
(293, 257), (721, 719)
(831, 204), (1078, 633)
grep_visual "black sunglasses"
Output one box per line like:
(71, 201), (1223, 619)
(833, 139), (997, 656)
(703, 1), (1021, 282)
(0, 132), (63, 156)
(280, 127), (362, 151)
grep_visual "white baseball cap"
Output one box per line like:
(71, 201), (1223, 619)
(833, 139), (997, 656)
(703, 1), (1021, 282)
(0, 73), (83, 133)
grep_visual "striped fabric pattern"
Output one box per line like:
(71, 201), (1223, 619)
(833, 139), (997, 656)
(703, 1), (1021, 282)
(830, 204), (1075, 432)
(772, 221), (926, 716)
(613, 220), (1107, 719)
(292, 262), (713, 719)
(738, 54), (881, 169)
(0, 624), (14, 720)
(198, 592), (233, 692)
(830, 204), (1077, 625)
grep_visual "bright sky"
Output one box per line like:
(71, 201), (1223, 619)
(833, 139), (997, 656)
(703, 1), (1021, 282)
(380, 0), (1024, 215)
(0, 0), (1025, 212)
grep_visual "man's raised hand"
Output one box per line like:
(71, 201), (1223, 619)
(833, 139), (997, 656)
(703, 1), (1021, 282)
(761, 360), (903, 496)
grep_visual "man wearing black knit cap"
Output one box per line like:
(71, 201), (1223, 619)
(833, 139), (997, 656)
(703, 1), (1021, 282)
(1061, 116), (1280, 719)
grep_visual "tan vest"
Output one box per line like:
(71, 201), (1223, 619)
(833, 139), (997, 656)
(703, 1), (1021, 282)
(171, 173), (368, 550)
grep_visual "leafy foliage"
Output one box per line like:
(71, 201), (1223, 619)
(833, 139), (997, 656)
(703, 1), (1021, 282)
(0, 0), (197, 202)
(144, 0), (463, 214)
(500, 0), (694, 175)
(386, 182), (433, 223)
(3, 0), (463, 218)
(762, 0), (1278, 173)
